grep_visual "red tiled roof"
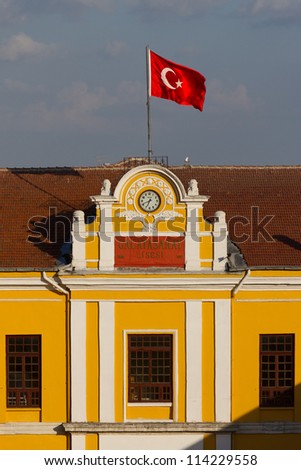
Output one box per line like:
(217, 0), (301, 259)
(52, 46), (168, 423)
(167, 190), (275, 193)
(1, 165), (301, 269)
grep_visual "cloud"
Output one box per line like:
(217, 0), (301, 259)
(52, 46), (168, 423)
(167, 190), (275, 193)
(0, 0), (116, 23)
(116, 80), (145, 105)
(0, 80), (145, 132)
(0, 0), (22, 22)
(100, 40), (127, 59)
(247, 0), (301, 22)
(68, 0), (114, 9)
(0, 33), (57, 61)
(126, 0), (224, 19)
(57, 81), (117, 111)
(207, 80), (253, 113)
(3, 78), (45, 93)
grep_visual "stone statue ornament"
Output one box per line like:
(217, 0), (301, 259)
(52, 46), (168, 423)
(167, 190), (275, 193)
(101, 179), (111, 196)
(187, 179), (199, 196)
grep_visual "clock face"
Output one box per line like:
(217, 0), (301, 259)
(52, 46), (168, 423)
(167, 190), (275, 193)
(138, 190), (161, 212)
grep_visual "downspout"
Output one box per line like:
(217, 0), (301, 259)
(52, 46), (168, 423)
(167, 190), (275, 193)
(41, 271), (69, 295)
(41, 270), (72, 437)
(231, 269), (251, 297)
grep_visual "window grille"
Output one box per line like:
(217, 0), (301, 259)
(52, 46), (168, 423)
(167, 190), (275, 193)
(6, 335), (41, 408)
(128, 334), (172, 402)
(260, 334), (294, 407)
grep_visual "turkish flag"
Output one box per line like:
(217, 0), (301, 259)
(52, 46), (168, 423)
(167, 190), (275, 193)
(149, 50), (206, 111)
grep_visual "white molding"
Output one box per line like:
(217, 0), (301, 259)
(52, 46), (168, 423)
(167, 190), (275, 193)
(0, 277), (59, 290)
(240, 276), (301, 290)
(215, 300), (231, 423)
(113, 231), (185, 237)
(71, 301), (87, 422)
(62, 275), (301, 293)
(235, 298), (301, 302)
(71, 298), (231, 303)
(0, 423), (62, 435)
(99, 301), (115, 421)
(0, 298), (63, 302)
(244, 276), (301, 285)
(62, 275), (241, 292)
(186, 301), (202, 422)
(123, 329), (178, 422)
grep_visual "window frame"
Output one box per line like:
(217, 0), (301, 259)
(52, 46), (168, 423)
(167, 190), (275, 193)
(259, 333), (294, 408)
(6, 335), (41, 408)
(128, 333), (173, 403)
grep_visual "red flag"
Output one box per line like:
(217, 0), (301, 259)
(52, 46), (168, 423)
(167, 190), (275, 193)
(149, 50), (206, 111)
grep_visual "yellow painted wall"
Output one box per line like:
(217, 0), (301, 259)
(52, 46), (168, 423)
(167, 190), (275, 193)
(86, 433), (99, 450)
(232, 296), (301, 423)
(0, 294), (67, 424)
(233, 434), (301, 450)
(0, 435), (67, 450)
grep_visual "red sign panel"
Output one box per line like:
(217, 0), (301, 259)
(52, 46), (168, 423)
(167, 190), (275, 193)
(115, 236), (185, 268)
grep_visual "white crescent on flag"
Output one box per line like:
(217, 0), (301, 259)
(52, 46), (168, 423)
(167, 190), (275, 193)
(161, 67), (177, 90)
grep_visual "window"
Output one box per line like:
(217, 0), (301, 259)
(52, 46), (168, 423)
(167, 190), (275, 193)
(6, 335), (41, 408)
(128, 334), (172, 402)
(260, 334), (294, 407)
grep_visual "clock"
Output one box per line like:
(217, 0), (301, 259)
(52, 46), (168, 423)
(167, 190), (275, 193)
(138, 190), (161, 212)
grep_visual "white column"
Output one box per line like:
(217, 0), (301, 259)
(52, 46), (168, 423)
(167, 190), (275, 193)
(216, 434), (232, 450)
(99, 203), (115, 270)
(99, 301), (115, 421)
(70, 301), (87, 422)
(72, 210), (86, 270)
(186, 301), (202, 422)
(71, 434), (86, 450)
(213, 211), (228, 271)
(215, 300), (231, 423)
(185, 205), (201, 271)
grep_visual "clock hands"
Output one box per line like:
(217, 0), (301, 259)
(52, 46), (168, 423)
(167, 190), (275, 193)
(138, 190), (160, 212)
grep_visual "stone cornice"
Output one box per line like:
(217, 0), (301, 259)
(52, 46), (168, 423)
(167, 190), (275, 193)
(63, 421), (301, 434)
(59, 275), (241, 291)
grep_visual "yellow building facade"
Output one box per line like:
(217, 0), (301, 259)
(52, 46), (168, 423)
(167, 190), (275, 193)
(1, 163), (301, 449)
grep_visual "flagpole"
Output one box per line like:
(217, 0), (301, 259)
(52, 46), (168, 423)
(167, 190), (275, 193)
(146, 46), (152, 161)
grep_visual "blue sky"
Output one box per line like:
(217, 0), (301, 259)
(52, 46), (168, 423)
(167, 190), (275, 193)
(0, 0), (300, 167)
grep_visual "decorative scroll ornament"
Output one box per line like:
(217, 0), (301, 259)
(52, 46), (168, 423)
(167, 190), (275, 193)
(126, 176), (174, 211)
(117, 209), (182, 233)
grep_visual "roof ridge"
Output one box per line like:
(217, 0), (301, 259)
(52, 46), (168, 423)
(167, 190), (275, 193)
(1, 164), (301, 172)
